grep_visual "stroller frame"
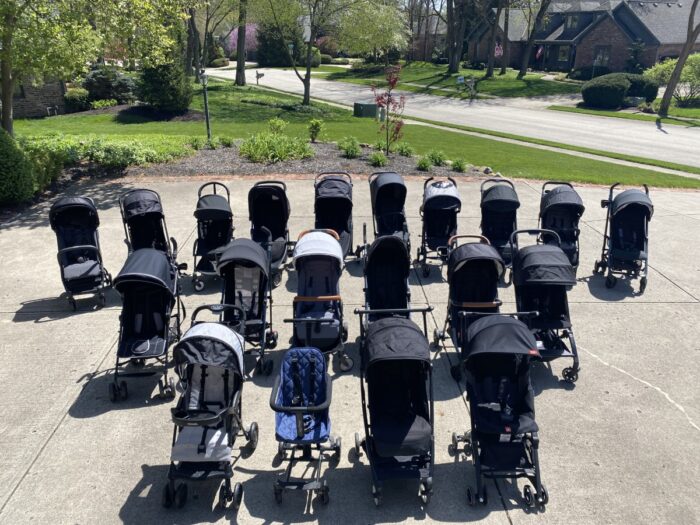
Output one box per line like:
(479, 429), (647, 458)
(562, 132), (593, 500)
(538, 181), (584, 270)
(418, 177), (461, 277)
(119, 188), (178, 260)
(594, 183), (651, 293)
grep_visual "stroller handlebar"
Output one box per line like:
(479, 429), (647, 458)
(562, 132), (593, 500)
(253, 180), (287, 191)
(197, 181), (230, 201)
(541, 181), (574, 193)
(480, 177), (514, 194)
(508, 228), (561, 248)
(353, 306), (434, 315)
(458, 310), (539, 319)
(191, 304), (246, 325)
(448, 235), (490, 247)
(297, 229), (340, 241)
(316, 171), (352, 184)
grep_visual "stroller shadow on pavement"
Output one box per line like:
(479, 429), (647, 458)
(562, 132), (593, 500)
(530, 362), (576, 395)
(12, 291), (119, 323)
(580, 272), (640, 301)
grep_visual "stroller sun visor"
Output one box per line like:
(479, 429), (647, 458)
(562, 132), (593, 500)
(540, 186), (584, 217)
(49, 196), (99, 229)
(316, 176), (353, 202)
(365, 317), (430, 367)
(122, 189), (163, 219)
(371, 172), (407, 209)
(423, 181), (461, 211)
(114, 248), (176, 295)
(293, 231), (344, 269)
(513, 245), (576, 286)
(174, 322), (245, 373)
(248, 184), (290, 221)
(194, 194), (232, 221)
(217, 238), (269, 277)
(367, 235), (411, 276)
(448, 243), (505, 280)
(481, 184), (520, 212)
(611, 189), (653, 219)
(466, 315), (539, 360)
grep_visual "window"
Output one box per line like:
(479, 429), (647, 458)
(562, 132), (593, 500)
(558, 45), (570, 62)
(594, 45), (611, 67)
(0, 83), (25, 100)
(566, 15), (579, 29)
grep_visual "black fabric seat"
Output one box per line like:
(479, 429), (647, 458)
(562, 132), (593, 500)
(373, 413), (431, 457)
(118, 335), (167, 358)
(63, 260), (102, 281)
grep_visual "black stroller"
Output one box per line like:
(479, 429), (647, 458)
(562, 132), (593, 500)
(480, 178), (520, 267)
(249, 181), (291, 287)
(369, 171), (410, 249)
(594, 183), (653, 293)
(353, 316), (434, 506)
(314, 172), (354, 259)
(538, 182), (585, 270)
(418, 177), (461, 277)
(270, 346), (341, 504)
(451, 314), (548, 510)
(286, 230), (352, 371)
(217, 238), (277, 376)
(111, 248), (183, 402)
(120, 188), (177, 259)
(164, 304), (258, 510)
(192, 182), (234, 292)
(433, 236), (505, 381)
(49, 196), (111, 310)
(511, 229), (579, 383)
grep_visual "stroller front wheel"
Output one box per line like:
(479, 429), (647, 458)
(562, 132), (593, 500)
(175, 483), (188, 509)
(339, 353), (354, 372)
(605, 274), (617, 289)
(232, 482), (243, 510)
(247, 422), (259, 451)
(319, 480), (330, 505)
(354, 432), (363, 458)
(162, 483), (174, 508)
(273, 484), (283, 504)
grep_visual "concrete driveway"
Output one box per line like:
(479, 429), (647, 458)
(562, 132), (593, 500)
(0, 174), (698, 524)
(209, 68), (700, 169)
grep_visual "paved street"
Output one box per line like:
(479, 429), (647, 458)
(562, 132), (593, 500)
(0, 174), (698, 524)
(209, 68), (700, 169)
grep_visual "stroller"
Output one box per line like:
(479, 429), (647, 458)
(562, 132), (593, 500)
(538, 182), (585, 270)
(249, 181), (291, 287)
(49, 196), (111, 310)
(285, 230), (353, 371)
(480, 178), (520, 267)
(120, 188), (177, 259)
(594, 183), (653, 293)
(192, 182), (234, 292)
(111, 248), (183, 402)
(270, 347), (341, 504)
(217, 238), (277, 376)
(451, 314), (548, 510)
(418, 177), (461, 277)
(314, 172), (355, 259)
(164, 304), (258, 510)
(353, 316), (434, 506)
(369, 171), (410, 249)
(511, 229), (579, 383)
(433, 236), (505, 381)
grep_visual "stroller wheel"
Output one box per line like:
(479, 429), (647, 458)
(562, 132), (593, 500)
(277, 441), (286, 459)
(162, 483), (174, 508)
(175, 483), (188, 509)
(218, 484), (229, 509)
(247, 422), (259, 451)
(562, 367), (578, 383)
(232, 482), (243, 510)
(266, 330), (278, 349)
(193, 279), (205, 292)
(273, 484), (283, 504)
(167, 377), (176, 398)
(422, 264), (431, 278)
(333, 436), (342, 458)
(108, 382), (118, 403)
(639, 276), (647, 293)
(450, 432), (459, 453)
(432, 328), (443, 347)
(339, 353), (354, 372)
(605, 274), (617, 289)
(119, 381), (128, 401)
(450, 364), (462, 382)
(272, 272), (282, 288)
(539, 483), (549, 506)
(419, 481), (432, 504)
(354, 432), (363, 458)
(466, 487), (476, 507)
(523, 485), (535, 508)
(319, 480), (330, 505)
(263, 359), (274, 376)
(372, 485), (382, 507)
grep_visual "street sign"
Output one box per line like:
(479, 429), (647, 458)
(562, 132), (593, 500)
(456, 76), (465, 84)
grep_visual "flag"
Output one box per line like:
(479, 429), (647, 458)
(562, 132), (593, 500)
(495, 43), (503, 58)
(535, 45), (544, 60)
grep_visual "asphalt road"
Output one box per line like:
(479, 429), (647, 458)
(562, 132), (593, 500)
(210, 68), (700, 169)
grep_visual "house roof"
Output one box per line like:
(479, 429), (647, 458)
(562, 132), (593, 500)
(620, 1), (699, 45)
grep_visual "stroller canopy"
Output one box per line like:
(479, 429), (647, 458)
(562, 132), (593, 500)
(448, 242), (505, 281)
(467, 315), (539, 360)
(423, 180), (461, 211)
(248, 183), (290, 224)
(513, 244), (576, 287)
(481, 184), (520, 212)
(371, 172), (407, 212)
(194, 194), (232, 221)
(174, 322), (245, 374)
(114, 248), (176, 295)
(218, 238), (269, 277)
(367, 234), (411, 277)
(611, 189), (654, 219)
(293, 231), (344, 270)
(121, 189), (164, 219)
(50, 197), (98, 229)
(540, 186), (584, 217)
(365, 317), (430, 367)
(316, 175), (352, 203)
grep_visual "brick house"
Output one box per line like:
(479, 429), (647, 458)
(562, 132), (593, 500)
(0, 81), (66, 119)
(467, 1), (700, 72)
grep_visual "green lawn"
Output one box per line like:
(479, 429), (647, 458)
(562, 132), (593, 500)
(548, 105), (700, 127)
(326, 61), (582, 98)
(14, 81), (700, 188)
(653, 99), (700, 119)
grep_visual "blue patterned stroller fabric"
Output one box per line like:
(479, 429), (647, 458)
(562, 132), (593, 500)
(274, 347), (330, 444)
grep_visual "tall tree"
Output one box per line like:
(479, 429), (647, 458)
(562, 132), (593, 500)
(658, 0), (700, 117)
(499, 2), (509, 75)
(517, 0), (550, 79)
(485, 0), (504, 78)
(338, 2), (407, 64)
(444, 0), (468, 74)
(235, 0), (248, 84)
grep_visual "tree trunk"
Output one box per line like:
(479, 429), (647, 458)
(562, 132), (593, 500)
(447, 0), (467, 74)
(1, 14), (14, 135)
(235, 0), (248, 86)
(517, 0), (550, 79)
(500, 5), (510, 75)
(303, 37), (314, 105)
(658, 17), (699, 116)
(188, 9), (201, 78)
(485, 5), (503, 78)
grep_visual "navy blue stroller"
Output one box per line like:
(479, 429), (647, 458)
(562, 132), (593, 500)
(538, 182), (585, 270)
(270, 347), (340, 504)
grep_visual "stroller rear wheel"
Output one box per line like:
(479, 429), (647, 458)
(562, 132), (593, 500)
(523, 485), (535, 508)
(273, 484), (283, 504)
(419, 479), (432, 504)
(422, 264), (431, 278)
(247, 422), (259, 451)
(232, 482), (243, 509)
(562, 367), (578, 383)
(639, 276), (647, 293)
(272, 272), (282, 288)
(193, 279), (205, 292)
(162, 483), (174, 508)
(605, 274), (617, 289)
(354, 432), (363, 458)
(339, 352), (354, 372)
(265, 330), (278, 349)
(318, 480), (330, 505)
(372, 484), (382, 507)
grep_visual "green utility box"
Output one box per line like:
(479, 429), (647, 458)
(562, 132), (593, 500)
(353, 102), (378, 118)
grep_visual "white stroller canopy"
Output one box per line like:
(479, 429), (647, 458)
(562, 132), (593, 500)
(178, 322), (245, 373)
(424, 180), (461, 205)
(293, 231), (344, 270)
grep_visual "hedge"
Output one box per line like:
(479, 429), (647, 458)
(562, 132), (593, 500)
(604, 73), (658, 102)
(64, 88), (91, 113)
(581, 75), (631, 109)
(0, 130), (34, 204)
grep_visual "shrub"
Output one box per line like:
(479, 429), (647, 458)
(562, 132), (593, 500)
(568, 66), (611, 81)
(369, 151), (388, 167)
(84, 140), (155, 169)
(338, 136), (361, 158)
(190, 137), (207, 150)
(581, 75), (630, 109)
(317, 36), (339, 57)
(239, 132), (314, 163)
(416, 156), (432, 172)
(219, 136), (235, 148)
(321, 54), (332, 65)
(89, 99), (118, 110)
(637, 102), (655, 114)
(645, 54), (700, 107)
(268, 117), (288, 134)
(603, 73), (658, 102)
(396, 142), (414, 157)
(83, 66), (136, 104)
(308, 119), (324, 143)
(257, 21), (304, 67)
(372, 139), (385, 151)
(309, 47), (322, 68)
(64, 88), (91, 113)
(0, 130), (34, 204)
(452, 158), (467, 172)
(210, 57), (230, 68)
(139, 61), (193, 113)
(426, 149), (447, 166)
(331, 57), (350, 65)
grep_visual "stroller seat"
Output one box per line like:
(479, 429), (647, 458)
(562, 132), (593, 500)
(63, 259), (102, 281)
(373, 413), (431, 457)
(118, 335), (167, 358)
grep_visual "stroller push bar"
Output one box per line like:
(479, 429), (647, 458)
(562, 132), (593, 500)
(458, 310), (539, 319)
(448, 234), (490, 247)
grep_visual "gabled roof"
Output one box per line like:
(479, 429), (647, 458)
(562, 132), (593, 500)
(618, 1), (699, 45)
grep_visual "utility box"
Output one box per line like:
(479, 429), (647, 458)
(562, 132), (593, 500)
(354, 102), (378, 118)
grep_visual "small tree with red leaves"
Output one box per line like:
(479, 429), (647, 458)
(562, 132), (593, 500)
(372, 66), (406, 155)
